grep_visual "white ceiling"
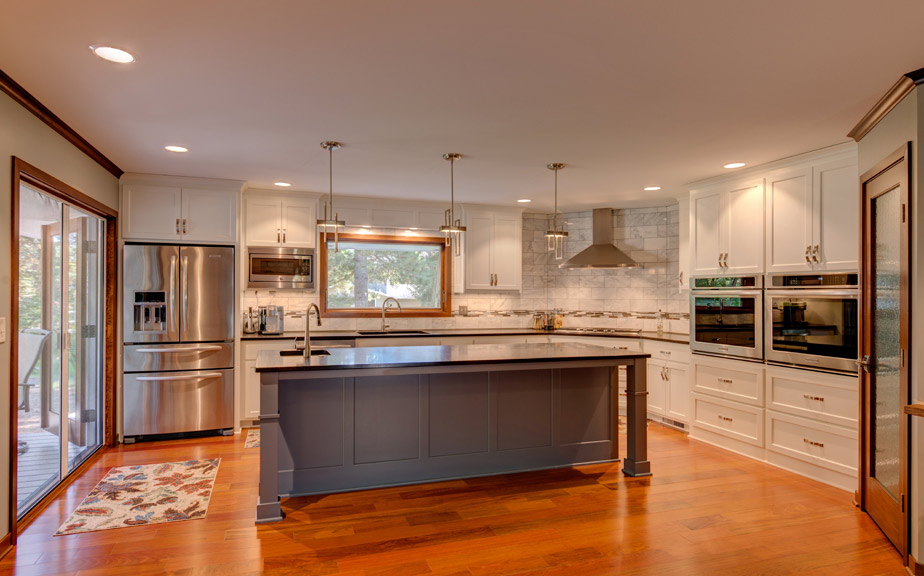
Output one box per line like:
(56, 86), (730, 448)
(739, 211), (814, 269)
(2, 1), (924, 212)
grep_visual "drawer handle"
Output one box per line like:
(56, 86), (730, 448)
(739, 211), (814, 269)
(717, 415), (733, 422)
(618, 346), (628, 350)
(803, 394), (825, 402)
(618, 392), (628, 397)
(717, 377), (733, 384)
(803, 438), (824, 448)
(660, 350), (671, 356)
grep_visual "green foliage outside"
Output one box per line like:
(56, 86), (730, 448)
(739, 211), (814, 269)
(327, 241), (442, 309)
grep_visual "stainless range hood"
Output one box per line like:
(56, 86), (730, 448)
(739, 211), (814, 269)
(559, 208), (638, 269)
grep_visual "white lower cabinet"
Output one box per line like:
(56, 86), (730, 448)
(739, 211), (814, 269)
(242, 341), (291, 422)
(642, 340), (691, 428)
(690, 356), (859, 491)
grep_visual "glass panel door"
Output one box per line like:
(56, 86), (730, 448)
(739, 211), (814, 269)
(16, 185), (106, 517)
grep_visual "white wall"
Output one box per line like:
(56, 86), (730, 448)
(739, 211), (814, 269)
(0, 90), (118, 542)
(856, 89), (921, 562)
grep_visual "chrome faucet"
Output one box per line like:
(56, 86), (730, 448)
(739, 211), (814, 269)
(381, 297), (402, 332)
(304, 303), (322, 359)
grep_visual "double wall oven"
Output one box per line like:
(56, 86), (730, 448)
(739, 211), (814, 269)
(690, 275), (763, 361)
(764, 272), (858, 373)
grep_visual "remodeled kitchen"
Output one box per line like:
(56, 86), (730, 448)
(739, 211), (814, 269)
(2, 4), (924, 574)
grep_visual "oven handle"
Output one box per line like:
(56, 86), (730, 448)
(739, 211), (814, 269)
(692, 290), (763, 297)
(765, 290), (858, 299)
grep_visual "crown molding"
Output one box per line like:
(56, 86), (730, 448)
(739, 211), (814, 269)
(0, 68), (122, 178)
(848, 67), (924, 142)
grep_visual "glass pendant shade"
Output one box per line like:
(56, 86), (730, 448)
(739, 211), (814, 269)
(544, 163), (568, 260)
(440, 153), (466, 256)
(317, 141), (345, 251)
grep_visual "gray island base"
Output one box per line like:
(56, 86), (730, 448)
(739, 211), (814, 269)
(255, 342), (651, 523)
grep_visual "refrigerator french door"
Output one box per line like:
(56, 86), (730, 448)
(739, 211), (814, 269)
(122, 244), (235, 438)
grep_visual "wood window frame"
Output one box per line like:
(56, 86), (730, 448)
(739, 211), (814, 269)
(9, 157), (118, 543)
(319, 233), (452, 318)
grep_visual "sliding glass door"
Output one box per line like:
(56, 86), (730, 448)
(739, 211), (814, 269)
(17, 184), (105, 517)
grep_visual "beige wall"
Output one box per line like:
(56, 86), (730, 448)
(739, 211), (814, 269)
(0, 90), (118, 541)
(856, 89), (922, 561)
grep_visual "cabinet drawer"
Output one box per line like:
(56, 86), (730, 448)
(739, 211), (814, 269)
(765, 366), (858, 428)
(643, 341), (690, 364)
(692, 393), (763, 447)
(765, 410), (857, 476)
(692, 357), (764, 406)
(242, 341), (290, 361)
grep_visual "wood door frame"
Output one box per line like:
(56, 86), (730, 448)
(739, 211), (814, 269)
(858, 142), (911, 560)
(9, 157), (118, 544)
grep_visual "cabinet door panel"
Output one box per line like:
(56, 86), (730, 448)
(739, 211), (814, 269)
(245, 198), (283, 246)
(665, 364), (689, 423)
(691, 191), (723, 275)
(814, 160), (858, 271)
(766, 167), (813, 272)
(647, 361), (666, 416)
(243, 359), (260, 420)
(465, 212), (494, 289)
(182, 187), (236, 242)
(123, 184), (182, 240)
(492, 213), (521, 289)
(725, 181), (764, 273)
(282, 200), (316, 247)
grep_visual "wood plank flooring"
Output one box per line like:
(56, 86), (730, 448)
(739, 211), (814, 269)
(0, 424), (906, 575)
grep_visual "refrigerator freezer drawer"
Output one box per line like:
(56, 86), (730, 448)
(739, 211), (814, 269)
(123, 369), (233, 436)
(123, 342), (233, 373)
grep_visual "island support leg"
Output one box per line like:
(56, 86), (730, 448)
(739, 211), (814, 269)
(623, 359), (651, 477)
(256, 372), (284, 523)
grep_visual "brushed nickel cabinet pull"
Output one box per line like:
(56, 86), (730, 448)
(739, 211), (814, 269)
(660, 350), (671, 356)
(803, 438), (824, 448)
(182, 219), (187, 234)
(812, 244), (820, 263)
(718, 253), (723, 268)
(717, 377), (733, 384)
(277, 228), (281, 243)
(717, 415), (733, 422)
(805, 246), (812, 263)
(282, 228), (286, 243)
(176, 218), (180, 234)
(803, 394), (825, 402)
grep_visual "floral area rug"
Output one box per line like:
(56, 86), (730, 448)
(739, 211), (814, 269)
(245, 429), (260, 448)
(55, 459), (220, 535)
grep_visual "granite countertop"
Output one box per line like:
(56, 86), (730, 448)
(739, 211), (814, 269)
(255, 341), (650, 372)
(243, 328), (689, 345)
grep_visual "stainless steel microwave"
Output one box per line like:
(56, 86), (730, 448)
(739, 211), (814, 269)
(247, 246), (314, 290)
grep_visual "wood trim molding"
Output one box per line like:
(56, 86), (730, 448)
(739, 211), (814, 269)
(0, 532), (11, 561)
(908, 553), (924, 576)
(848, 67), (924, 142)
(319, 232), (453, 318)
(14, 158), (117, 218)
(904, 403), (924, 417)
(0, 68), (122, 178)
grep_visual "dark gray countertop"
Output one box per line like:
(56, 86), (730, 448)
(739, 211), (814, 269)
(255, 341), (650, 372)
(243, 328), (689, 345)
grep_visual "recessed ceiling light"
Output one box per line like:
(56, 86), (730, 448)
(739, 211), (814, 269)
(517, 199), (531, 203)
(723, 162), (746, 169)
(274, 182), (291, 187)
(361, 225), (371, 228)
(643, 186), (661, 191)
(90, 45), (135, 64)
(164, 145), (188, 153)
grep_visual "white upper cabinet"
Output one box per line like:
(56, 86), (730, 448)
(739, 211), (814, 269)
(244, 195), (317, 248)
(121, 177), (240, 243)
(765, 155), (858, 273)
(464, 208), (522, 291)
(690, 178), (764, 276)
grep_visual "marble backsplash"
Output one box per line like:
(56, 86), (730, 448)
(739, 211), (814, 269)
(242, 204), (690, 335)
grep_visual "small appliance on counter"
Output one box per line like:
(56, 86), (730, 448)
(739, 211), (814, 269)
(259, 305), (285, 334)
(243, 307), (258, 334)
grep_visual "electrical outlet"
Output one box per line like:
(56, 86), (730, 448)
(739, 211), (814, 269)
(0, 317), (6, 343)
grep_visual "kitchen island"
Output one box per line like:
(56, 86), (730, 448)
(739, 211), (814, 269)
(254, 342), (650, 523)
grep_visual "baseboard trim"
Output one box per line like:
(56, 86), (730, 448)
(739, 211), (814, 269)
(908, 553), (923, 576)
(0, 532), (11, 561)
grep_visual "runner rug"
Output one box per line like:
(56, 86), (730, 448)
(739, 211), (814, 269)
(55, 458), (220, 535)
(245, 429), (260, 448)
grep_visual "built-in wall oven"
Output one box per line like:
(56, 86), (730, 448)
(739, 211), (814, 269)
(764, 272), (858, 373)
(690, 275), (763, 361)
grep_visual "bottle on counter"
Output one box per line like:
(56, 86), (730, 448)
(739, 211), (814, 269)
(656, 309), (664, 335)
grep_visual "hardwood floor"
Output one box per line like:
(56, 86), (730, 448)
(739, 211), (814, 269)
(0, 424), (906, 575)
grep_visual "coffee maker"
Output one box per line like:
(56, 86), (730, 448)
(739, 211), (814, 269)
(258, 305), (285, 334)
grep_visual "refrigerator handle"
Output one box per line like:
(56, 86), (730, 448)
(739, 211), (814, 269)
(182, 254), (189, 334)
(169, 255), (177, 336)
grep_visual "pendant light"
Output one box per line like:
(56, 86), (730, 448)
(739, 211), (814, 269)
(544, 163), (568, 260)
(439, 153), (466, 256)
(317, 141), (345, 251)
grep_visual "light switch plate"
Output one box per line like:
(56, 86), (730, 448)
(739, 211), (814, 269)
(0, 317), (6, 343)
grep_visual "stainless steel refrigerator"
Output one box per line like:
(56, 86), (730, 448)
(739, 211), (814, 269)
(122, 244), (235, 440)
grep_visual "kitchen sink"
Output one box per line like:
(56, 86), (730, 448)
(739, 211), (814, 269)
(279, 349), (331, 356)
(356, 330), (430, 335)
